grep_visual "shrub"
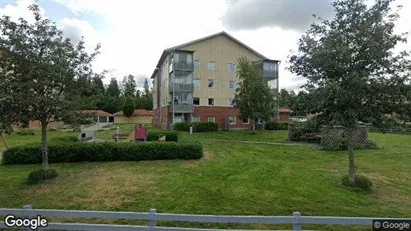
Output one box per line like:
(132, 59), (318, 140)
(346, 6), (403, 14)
(174, 122), (218, 132)
(147, 131), (178, 142)
(49, 136), (80, 143)
(266, 121), (289, 130)
(320, 139), (378, 151)
(48, 127), (58, 131)
(341, 174), (373, 191)
(2, 141), (203, 165)
(16, 129), (36, 136)
(27, 169), (58, 184)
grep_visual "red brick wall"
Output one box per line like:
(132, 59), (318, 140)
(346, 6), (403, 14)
(193, 106), (252, 129)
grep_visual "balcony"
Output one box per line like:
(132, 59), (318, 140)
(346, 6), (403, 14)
(169, 83), (194, 93)
(172, 61), (194, 72)
(169, 104), (194, 113)
(261, 70), (278, 81)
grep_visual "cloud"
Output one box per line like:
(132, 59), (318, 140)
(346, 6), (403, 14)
(59, 18), (101, 52)
(221, 0), (334, 32)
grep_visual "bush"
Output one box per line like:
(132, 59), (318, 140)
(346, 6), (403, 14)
(341, 174), (373, 191)
(15, 129), (36, 136)
(147, 131), (178, 142)
(2, 141), (203, 165)
(320, 139), (378, 151)
(174, 122), (218, 132)
(48, 127), (58, 131)
(266, 121), (289, 130)
(49, 136), (80, 143)
(27, 169), (58, 184)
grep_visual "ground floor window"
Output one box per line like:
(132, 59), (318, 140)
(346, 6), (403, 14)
(229, 116), (236, 124)
(208, 116), (215, 123)
(242, 118), (250, 124)
(192, 115), (200, 122)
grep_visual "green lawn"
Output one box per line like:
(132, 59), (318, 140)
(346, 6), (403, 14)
(0, 129), (410, 230)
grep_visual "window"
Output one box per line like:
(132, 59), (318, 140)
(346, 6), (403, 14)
(208, 98), (214, 106)
(192, 115), (200, 122)
(229, 116), (236, 124)
(268, 79), (277, 89)
(242, 118), (250, 124)
(208, 116), (215, 123)
(263, 62), (278, 71)
(228, 63), (236, 72)
(208, 79), (215, 88)
(193, 79), (200, 89)
(228, 81), (236, 89)
(194, 60), (200, 70)
(193, 97), (200, 106)
(228, 98), (234, 107)
(208, 62), (216, 70)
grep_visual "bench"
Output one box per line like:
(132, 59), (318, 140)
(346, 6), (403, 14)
(112, 133), (129, 140)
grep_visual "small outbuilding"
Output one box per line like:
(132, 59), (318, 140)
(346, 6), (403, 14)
(113, 109), (153, 124)
(76, 110), (114, 123)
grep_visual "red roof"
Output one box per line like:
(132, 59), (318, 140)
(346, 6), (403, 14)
(279, 108), (293, 113)
(114, 109), (153, 116)
(76, 110), (113, 117)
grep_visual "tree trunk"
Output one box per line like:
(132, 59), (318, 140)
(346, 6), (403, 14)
(41, 121), (49, 171)
(347, 128), (355, 184)
(252, 121), (256, 134)
(1, 132), (8, 149)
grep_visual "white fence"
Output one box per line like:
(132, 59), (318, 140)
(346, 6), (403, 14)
(0, 205), (410, 230)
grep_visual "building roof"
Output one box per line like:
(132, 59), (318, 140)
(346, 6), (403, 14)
(151, 31), (280, 79)
(76, 110), (113, 117)
(279, 108), (293, 113)
(114, 109), (153, 116)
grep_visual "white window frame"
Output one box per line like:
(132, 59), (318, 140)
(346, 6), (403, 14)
(228, 98), (234, 107)
(208, 116), (216, 123)
(229, 116), (236, 125)
(242, 118), (250, 124)
(208, 62), (216, 71)
(192, 115), (200, 122)
(208, 98), (215, 106)
(193, 97), (200, 106)
(228, 81), (236, 89)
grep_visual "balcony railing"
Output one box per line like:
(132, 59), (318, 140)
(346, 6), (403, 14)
(173, 61), (194, 72)
(169, 104), (194, 113)
(261, 70), (278, 80)
(169, 83), (194, 93)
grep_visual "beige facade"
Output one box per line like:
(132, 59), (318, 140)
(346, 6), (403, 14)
(151, 31), (280, 129)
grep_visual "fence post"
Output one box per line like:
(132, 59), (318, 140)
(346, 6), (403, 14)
(23, 205), (33, 231)
(292, 212), (302, 231)
(148, 209), (157, 228)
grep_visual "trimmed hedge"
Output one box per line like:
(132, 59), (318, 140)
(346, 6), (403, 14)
(288, 120), (322, 141)
(28, 169), (58, 184)
(174, 122), (218, 132)
(49, 136), (80, 143)
(147, 131), (178, 142)
(16, 129), (36, 136)
(266, 121), (289, 130)
(2, 141), (203, 165)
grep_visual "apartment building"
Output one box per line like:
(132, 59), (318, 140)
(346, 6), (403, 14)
(151, 31), (280, 130)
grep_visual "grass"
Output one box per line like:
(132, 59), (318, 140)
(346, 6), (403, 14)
(0, 129), (410, 230)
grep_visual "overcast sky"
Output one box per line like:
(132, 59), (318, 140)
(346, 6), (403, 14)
(1, 0), (411, 90)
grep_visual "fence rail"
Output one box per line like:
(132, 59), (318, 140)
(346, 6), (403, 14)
(1, 205), (410, 231)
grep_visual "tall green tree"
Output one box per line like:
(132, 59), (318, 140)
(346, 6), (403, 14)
(107, 77), (121, 98)
(141, 78), (153, 110)
(234, 57), (277, 133)
(288, 0), (411, 184)
(122, 96), (136, 123)
(0, 4), (100, 171)
(122, 74), (137, 97)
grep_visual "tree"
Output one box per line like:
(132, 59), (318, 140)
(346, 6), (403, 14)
(0, 4), (100, 171)
(234, 57), (277, 133)
(107, 77), (120, 98)
(122, 74), (137, 97)
(122, 96), (135, 123)
(288, 0), (411, 184)
(141, 78), (153, 110)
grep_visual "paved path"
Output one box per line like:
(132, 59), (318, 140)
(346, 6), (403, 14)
(196, 138), (318, 147)
(82, 123), (112, 132)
